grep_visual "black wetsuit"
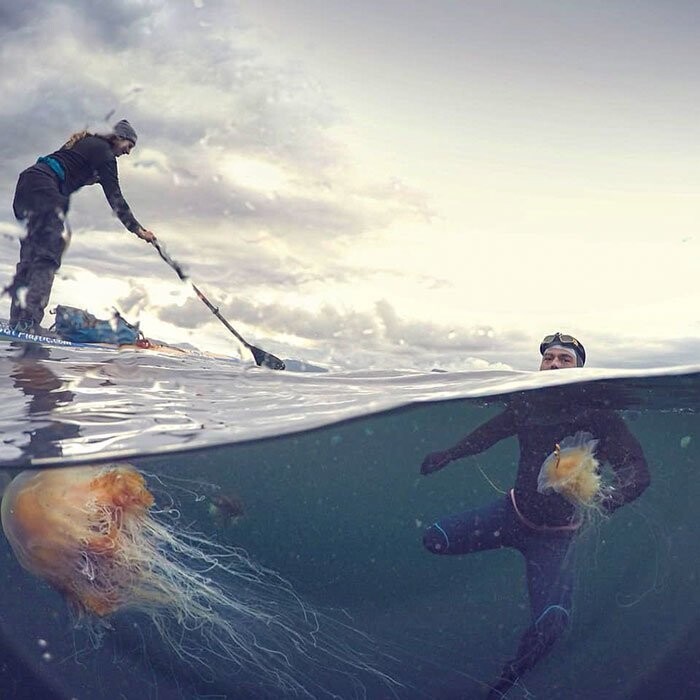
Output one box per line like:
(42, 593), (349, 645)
(422, 397), (650, 697)
(9, 135), (142, 329)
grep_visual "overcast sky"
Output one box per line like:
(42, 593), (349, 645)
(1, 0), (699, 370)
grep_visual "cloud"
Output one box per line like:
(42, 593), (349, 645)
(0, 0), (426, 249)
(182, 293), (524, 359)
(0, 0), (435, 359)
(3, 2), (693, 372)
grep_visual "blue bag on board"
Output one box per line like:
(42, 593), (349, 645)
(53, 305), (141, 345)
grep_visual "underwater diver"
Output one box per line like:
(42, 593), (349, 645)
(6, 119), (156, 334)
(420, 332), (651, 698)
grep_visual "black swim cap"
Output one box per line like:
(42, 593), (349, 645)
(540, 332), (586, 366)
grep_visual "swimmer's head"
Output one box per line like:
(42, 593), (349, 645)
(539, 332), (586, 370)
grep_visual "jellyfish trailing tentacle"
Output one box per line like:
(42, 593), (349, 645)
(1, 465), (401, 698)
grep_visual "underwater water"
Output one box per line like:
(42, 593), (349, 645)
(1, 341), (699, 699)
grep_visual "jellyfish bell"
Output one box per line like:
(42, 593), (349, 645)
(1, 465), (154, 617)
(1, 463), (400, 697)
(537, 431), (605, 508)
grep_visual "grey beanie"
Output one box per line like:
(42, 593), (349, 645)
(113, 119), (137, 144)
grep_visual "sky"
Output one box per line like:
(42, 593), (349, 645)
(1, 0), (699, 370)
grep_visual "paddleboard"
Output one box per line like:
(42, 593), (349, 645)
(0, 319), (241, 361)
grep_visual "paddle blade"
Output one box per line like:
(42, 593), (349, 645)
(250, 345), (286, 370)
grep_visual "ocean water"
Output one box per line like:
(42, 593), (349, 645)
(1, 341), (699, 699)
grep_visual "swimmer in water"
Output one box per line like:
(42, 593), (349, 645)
(420, 333), (650, 697)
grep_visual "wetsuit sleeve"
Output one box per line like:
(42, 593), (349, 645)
(96, 158), (143, 234)
(595, 412), (650, 513)
(447, 408), (517, 460)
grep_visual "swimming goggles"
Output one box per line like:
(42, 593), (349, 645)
(539, 332), (586, 364)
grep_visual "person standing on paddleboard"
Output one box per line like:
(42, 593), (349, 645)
(6, 119), (155, 334)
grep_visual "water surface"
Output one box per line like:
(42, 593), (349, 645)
(1, 340), (699, 699)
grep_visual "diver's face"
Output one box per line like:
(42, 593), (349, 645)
(539, 348), (578, 371)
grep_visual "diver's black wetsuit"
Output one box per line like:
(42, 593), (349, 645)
(422, 397), (650, 698)
(9, 135), (142, 329)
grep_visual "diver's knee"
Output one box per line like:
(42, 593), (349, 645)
(423, 523), (450, 554)
(534, 604), (570, 641)
(513, 605), (570, 673)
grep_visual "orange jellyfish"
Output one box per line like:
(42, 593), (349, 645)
(1, 464), (399, 696)
(537, 431), (608, 509)
(1, 465), (155, 617)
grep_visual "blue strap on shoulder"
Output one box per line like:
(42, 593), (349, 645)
(36, 156), (66, 181)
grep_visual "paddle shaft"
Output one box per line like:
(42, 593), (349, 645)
(190, 281), (251, 349)
(150, 239), (285, 369)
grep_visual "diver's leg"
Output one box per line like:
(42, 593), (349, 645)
(487, 533), (575, 698)
(423, 495), (518, 556)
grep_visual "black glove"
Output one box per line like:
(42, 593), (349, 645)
(420, 449), (453, 475)
(599, 489), (621, 516)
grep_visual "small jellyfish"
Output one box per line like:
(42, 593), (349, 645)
(537, 431), (604, 508)
(208, 492), (245, 526)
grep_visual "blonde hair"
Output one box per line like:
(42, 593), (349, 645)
(61, 130), (91, 150)
(61, 130), (118, 150)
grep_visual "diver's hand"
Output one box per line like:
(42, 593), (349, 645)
(599, 489), (620, 515)
(135, 227), (156, 242)
(421, 450), (453, 475)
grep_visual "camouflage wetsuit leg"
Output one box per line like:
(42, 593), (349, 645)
(9, 165), (69, 329)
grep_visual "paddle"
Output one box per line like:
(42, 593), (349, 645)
(150, 238), (285, 370)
